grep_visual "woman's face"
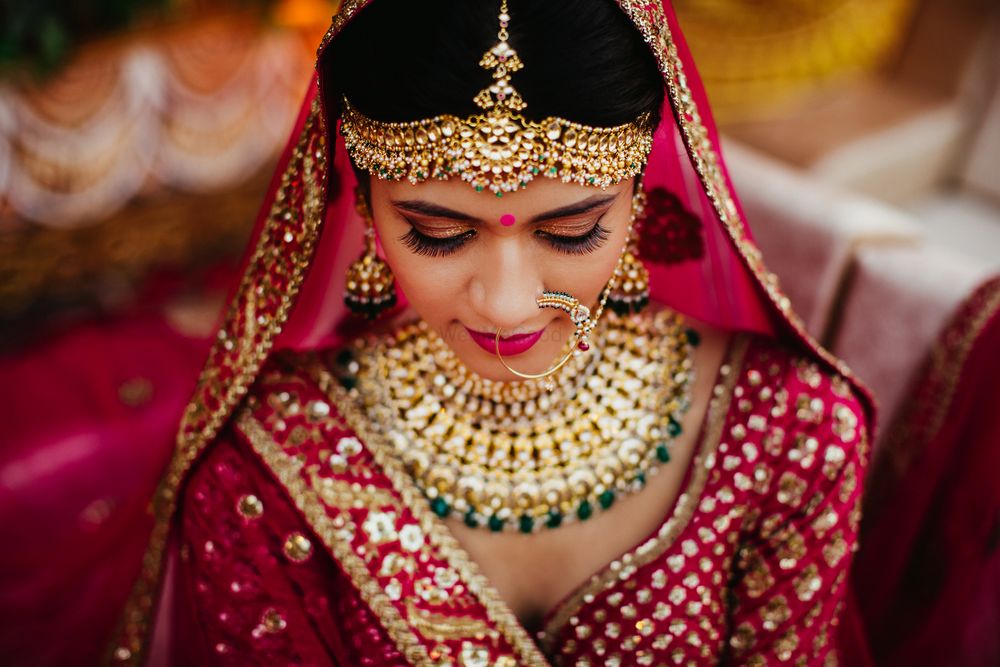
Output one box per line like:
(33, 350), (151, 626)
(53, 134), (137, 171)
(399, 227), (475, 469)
(369, 176), (635, 381)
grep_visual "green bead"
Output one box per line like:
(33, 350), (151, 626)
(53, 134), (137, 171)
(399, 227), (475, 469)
(463, 510), (478, 528)
(518, 515), (535, 534)
(430, 497), (449, 518)
(475, 185), (484, 192)
(636, 472), (647, 486)
(686, 328), (702, 347)
(656, 444), (671, 463)
(496, 191), (503, 198)
(599, 490), (615, 509)
(546, 510), (563, 529)
(667, 417), (683, 438)
(577, 500), (593, 521)
(488, 515), (504, 532)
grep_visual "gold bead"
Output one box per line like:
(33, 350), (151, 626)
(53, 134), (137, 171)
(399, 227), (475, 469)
(283, 532), (313, 563)
(237, 494), (263, 519)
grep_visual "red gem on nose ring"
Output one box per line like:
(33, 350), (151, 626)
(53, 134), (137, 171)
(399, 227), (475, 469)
(577, 341), (590, 351)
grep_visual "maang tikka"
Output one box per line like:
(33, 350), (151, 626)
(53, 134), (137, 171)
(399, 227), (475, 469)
(344, 187), (397, 319)
(339, 0), (654, 196)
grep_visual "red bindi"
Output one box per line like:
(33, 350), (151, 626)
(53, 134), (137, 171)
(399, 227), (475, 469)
(500, 213), (516, 227)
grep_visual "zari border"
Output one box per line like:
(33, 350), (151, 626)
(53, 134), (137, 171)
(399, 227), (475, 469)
(304, 360), (552, 667)
(920, 277), (1000, 444)
(236, 412), (433, 665)
(614, 1), (873, 408)
(318, 0), (373, 57)
(882, 276), (1000, 473)
(105, 98), (329, 665)
(539, 334), (748, 650)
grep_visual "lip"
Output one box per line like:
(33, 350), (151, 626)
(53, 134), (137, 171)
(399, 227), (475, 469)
(465, 326), (545, 357)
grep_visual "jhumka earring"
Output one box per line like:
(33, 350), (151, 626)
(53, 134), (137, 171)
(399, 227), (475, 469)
(344, 187), (397, 319)
(606, 188), (651, 316)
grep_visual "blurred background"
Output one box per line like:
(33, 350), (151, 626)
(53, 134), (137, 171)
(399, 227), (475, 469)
(0, 0), (997, 665)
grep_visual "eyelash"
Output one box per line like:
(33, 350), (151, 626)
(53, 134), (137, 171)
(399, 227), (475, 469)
(399, 220), (612, 257)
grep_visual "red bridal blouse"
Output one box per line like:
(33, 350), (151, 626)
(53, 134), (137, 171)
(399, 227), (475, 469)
(168, 334), (868, 666)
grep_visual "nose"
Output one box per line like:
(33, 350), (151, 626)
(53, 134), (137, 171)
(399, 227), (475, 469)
(469, 238), (543, 333)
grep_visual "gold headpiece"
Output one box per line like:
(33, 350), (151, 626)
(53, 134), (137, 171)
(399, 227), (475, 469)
(339, 0), (655, 196)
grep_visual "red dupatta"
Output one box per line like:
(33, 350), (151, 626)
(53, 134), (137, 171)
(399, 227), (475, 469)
(106, 2), (876, 663)
(853, 276), (1000, 666)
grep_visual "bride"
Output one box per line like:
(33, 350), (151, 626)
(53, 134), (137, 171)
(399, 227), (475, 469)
(108, 1), (873, 664)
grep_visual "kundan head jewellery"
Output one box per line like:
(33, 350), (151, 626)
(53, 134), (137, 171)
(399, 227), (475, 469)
(338, 1), (655, 196)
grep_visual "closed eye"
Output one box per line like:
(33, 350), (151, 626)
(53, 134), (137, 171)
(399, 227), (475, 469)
(535, 219), (612, 255)
(397, 213), (613, 258)
(399, 226), (477, 257)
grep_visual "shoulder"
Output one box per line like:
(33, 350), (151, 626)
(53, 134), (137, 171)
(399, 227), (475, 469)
(724, 335), (871, 511)
(738, 335), (869, 450)
(184, 350), (350, 498)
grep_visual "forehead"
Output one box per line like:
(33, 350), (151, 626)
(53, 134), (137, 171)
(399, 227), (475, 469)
(372, 176), (631, 218)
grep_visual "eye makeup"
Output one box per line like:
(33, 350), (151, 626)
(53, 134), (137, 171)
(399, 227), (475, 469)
(536, 221), (611, 255)
(398, 216), (612, 257)
(399, 226), (477, 257)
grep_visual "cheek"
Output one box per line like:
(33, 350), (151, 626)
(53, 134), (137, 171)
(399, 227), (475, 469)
(551, 215), (630, 302)
(377, 230), (468, 315)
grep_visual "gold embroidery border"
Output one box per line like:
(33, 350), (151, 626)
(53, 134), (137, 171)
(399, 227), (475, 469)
(106, 98), (328, 665)
(305, 360), (552, 667)
(883, 277), (1000, 472)
(539, 334), (747, 649)
(922, 279), (1000, 443)
(237, 412), (433, 665)
(319, 0), (375, 57)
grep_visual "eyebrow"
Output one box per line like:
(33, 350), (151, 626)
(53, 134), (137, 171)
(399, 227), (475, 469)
(529, 194), (618, 223)
(391, 200), (477, 221)
(390, 193), (619, 225)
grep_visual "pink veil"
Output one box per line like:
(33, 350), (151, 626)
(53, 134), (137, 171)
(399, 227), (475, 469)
(107, 1), (875, 663)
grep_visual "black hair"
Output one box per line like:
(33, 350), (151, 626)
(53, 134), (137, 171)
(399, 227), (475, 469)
(322, 0), (664, 130)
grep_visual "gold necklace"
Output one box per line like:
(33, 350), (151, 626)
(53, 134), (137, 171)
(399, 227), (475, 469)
(339, 310), (696, 533)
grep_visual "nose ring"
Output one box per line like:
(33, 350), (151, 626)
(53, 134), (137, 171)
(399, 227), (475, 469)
(494, 290), (598, 384)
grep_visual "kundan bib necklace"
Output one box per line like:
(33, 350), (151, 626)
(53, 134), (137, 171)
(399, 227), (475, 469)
(339, 309), (697, 533)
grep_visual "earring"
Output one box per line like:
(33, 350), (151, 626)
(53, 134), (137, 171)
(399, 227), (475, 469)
(344, 187), (397, 319)
(606, 189), (650, 316)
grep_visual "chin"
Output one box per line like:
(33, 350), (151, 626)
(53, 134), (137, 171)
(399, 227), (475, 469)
(460, 344), (556, 382)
